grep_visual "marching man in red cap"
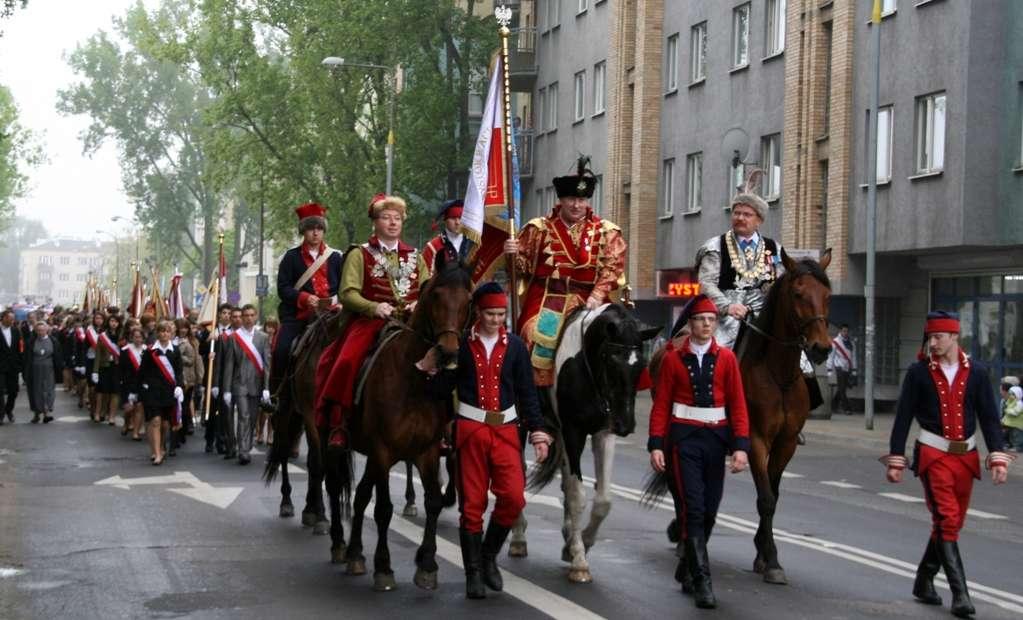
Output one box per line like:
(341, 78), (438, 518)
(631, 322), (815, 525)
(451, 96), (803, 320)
(273, 203), (344, 398)
(883, 310), (1013, 618)
(648, 293), (749, 610)
(315, 194), (428, 448)
(417, 282), (553, 600)
(421, 199), (476, 281)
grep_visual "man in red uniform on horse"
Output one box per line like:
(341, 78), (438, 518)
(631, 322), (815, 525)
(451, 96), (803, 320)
(883, 311), (1013, 618)
(316, 194), (428, 448)
(421, 199), (475, 281)
(648, 294), (749, 609)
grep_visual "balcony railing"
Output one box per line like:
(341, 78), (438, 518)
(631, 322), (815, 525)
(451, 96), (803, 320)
(508, 27), (537, 92)
(515, 128), (534, 178)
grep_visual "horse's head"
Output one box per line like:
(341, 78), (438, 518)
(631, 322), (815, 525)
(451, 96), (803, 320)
(414, 252), (473, 366)
(584, 305), (662, 437)
(779, 248), (833, 365)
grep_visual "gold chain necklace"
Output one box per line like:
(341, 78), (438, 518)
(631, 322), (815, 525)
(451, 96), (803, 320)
(724, 230), (768, 281)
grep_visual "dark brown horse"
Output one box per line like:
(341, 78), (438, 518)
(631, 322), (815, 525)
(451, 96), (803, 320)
(326, 255), (473, 592)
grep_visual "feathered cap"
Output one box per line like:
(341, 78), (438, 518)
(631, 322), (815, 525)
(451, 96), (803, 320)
(295, 202), (327, 232)
(553, 155), (597, 199)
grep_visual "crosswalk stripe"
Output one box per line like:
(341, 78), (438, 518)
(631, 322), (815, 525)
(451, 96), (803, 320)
(820, 481), (862, 489)
(780, 471), (804, 479)
(878, 492), (925, 503)
(966, 508), (1008, 520)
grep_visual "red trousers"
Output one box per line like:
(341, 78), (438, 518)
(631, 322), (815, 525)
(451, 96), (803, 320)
(315, 316), (385, 427)
(918, 445), (979, 542)
(456, 418), (525, 533)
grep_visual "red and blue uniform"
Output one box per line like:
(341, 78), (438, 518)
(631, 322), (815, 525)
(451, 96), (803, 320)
(648, 336), (749, 541)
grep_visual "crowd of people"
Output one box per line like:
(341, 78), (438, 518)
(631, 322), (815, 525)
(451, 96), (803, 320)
(0, 303), (278, 466)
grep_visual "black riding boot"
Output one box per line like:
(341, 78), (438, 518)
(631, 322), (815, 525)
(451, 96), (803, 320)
(912, 538), (942, 605)
(938, 541), (975, 617)
(482, 520), (511, 591)
(460, 529), (486, 599)
(685, 537), (717, 609)
(674, 541), (693, 594)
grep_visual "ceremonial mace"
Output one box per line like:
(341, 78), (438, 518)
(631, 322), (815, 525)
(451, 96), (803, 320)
(496, 4), (520, 326)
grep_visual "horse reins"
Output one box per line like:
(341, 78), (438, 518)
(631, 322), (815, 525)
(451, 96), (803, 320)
(577, 309), (640, 424)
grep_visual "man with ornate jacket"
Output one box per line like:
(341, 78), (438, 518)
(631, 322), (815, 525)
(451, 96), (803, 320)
(882, 311), (1012, 618)
(421, 199), (475, 281)
(503, 157), (626, 388)
(648, 294), (749, 609)
(315, 193), (428, 448)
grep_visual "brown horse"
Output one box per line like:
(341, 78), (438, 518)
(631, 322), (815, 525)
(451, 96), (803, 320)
(743, 249), (832, 584)
(327, 255), (473, 592)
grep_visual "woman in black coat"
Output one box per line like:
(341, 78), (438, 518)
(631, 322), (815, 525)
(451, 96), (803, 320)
(135, 321), (183, 465)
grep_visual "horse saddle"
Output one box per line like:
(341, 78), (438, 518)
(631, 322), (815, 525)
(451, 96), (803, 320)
(352, 322), (406, 408)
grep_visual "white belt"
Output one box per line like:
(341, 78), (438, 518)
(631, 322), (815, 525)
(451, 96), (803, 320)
(458, 402), (517, 426)
(917, 429), (976, 455)
(672, 404), (726, 423)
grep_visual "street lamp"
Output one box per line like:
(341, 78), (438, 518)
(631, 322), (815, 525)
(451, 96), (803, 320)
(321, 56), (397, 194)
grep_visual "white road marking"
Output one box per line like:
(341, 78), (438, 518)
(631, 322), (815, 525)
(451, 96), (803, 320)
(0, 568), (25, 578)
(94, 471), (243, 509)
(878, 492), (925, 503)
(55, 416), (88, 423)
(381, 502), (606, 620)
(819, 481), (862, 489)
(780, 471), (804, 479)
(966, 508), (1008, 521)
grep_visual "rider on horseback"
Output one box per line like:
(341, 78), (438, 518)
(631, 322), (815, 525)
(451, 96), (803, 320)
(315, 194), (429, 449)
(421, 199), (475, 281)
(648, 294), (750, 609)
(502, 156), (626, 389)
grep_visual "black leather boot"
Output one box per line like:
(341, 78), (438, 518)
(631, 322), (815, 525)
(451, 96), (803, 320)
(460, 529), (486, 599)
(482, 520), (511, 591)
(685, 537), (717, 609)
(938, 541), (975, 617)
(912, 538), (942, 605)
(674, 541), (693, 594)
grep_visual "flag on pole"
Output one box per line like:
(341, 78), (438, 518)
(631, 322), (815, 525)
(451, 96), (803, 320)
(218, 243), (228, 304)
(149, 269), (167, 320)
(167, 271), (185, 319)
(196, 272), (220, 325)
(81, 282), (91, 314)
(462, 54), (518, 284)
(127, 267), (144, 318)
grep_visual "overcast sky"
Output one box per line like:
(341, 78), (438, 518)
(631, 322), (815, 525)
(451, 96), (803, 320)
(0, 0), (157, 240)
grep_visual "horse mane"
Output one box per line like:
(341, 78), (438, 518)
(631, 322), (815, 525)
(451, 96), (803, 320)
(744, 257), (831, 361)
(410, 260), (473, 333)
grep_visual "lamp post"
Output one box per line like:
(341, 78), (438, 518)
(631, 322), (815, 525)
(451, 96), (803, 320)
(321, 56), (397, 194)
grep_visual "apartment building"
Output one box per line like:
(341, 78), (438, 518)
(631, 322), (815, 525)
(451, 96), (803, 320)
(18, 239), (106, 306)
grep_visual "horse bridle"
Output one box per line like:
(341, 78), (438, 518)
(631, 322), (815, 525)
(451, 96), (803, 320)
(578, 310), (641, 423)
(742, 313), (828, 352)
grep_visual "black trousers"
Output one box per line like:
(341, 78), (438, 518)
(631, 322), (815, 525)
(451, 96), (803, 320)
(0, 369), (18, 415)
(831, 369), (852, 413)
(667, 427), (727, 541)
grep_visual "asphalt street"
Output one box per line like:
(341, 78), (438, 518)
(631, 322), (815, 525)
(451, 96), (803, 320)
(1, 389), (1021, 620)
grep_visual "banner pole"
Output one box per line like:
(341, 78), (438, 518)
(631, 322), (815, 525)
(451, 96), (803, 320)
(496, 5), (519, 326)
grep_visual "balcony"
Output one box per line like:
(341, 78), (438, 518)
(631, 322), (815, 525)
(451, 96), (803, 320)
(515, 128), (534, 179)
(508, 27), (537, 92)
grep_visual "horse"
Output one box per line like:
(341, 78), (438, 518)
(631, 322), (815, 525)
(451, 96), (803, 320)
(262, 310), (345, 536)
(320, 254), (473, 592)
(399, 456), (457, 518)
(517, 303), (661, 583)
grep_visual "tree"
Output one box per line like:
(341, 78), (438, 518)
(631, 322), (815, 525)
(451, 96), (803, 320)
(0, 83), (42, 232)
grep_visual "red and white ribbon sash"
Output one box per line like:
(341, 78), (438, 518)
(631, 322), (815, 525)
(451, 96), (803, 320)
(233, 331), (264, 375)
(126, 345), (144, 371)
(85, 326), (99, 348)
(75, 326), (86, 342)
(99, 332), (120, 358)
(151, 349), (176, 386)
(833, 337), (853, 366)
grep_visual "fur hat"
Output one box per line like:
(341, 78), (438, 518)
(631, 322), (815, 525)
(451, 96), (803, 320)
(295, 203), (327, 233)
(731, 193), (769, 220)
(553, 155), (597, 199)
(368, 193), (407, 220)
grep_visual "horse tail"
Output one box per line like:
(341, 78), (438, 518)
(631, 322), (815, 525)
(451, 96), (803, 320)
(640, 469), (672, 508)
(327, 446), (355, 520)
(526, 428), (564, 492)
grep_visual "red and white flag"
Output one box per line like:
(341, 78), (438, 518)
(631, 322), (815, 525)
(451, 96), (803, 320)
(167, 272), (185, 319)
(218, 244), (228, 304)
(127, 268), (144, 319)
(462, 54), (517, 284)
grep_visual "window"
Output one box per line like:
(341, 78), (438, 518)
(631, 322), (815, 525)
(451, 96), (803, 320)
(573, 71), (585, 122)
(881, 0), (896, 15)
(1017, 83), (1023, 166)
(685, 152), (703, 212)
(76, 273), (86, 282)
(690, 22), (707, 83)
(60, 256), (70, 265)
(732, 3), (751, 69)
(577, 0), (587, 14)
(665, 34), (679, 92)
(78, 257), (87, 266)
(537, 87), (546, 132)
(548, 0), (560, 29)
(592, 175), (603, 215)
(766, 0), (786, 56)
(876, 105), (893, 182)
(547, 82), (559, 131)
(762, 134), (781, 199)
(58, 273), (69, 282)
(545, 186), (557, 210)
(915, 92), (946, 174)
(661, 158), (676, 216)
(593, 61), (606, 114)
(38, 256), (52, 265)
(729, 160), (746, 198)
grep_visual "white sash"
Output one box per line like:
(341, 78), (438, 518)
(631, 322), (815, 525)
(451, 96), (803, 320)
(233, 331), (264, 374)
(126, 345), (144, 371)
(85, 326), (99, 348)
(833, 337), (853, 366)
(99, 332), (120, 357)
(294, 246), (338, 292)
(152, 349), (176, 386)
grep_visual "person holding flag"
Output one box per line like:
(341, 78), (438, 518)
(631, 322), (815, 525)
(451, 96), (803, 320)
(134, 320), (184, 466)
(421, 199), (475, 281)
(220, 304), (271, 465)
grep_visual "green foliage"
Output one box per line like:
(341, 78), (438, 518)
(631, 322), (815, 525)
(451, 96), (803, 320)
(0, 83), (43, 232)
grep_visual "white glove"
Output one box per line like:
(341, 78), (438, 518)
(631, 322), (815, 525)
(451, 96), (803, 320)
(223, 392), (232, 406)
(91, 372), (99, 384)
(261, 389), (271, 404)
(212, 386), (220, 398)
(174, 386), (184, 402)
(128, 393), (137, 404)
(76, 366), (85, 374)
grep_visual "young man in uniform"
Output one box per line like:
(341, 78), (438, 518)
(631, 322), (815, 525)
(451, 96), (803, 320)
(421, 199), (475, 281)
(648, 294), (750, 609)
(417, 282), (553, 599)
(882, 311), (1012, 618)
(200, 303), (233, 454)
(221, 304), (271, 465)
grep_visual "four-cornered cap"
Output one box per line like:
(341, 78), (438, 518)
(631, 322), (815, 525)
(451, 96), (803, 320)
(473, 282), (507, 310)
(438, 199), (464, 220)
(924, 310), (960, 335)
(295, 202), (327, 221)
(553, 155), (597, 199)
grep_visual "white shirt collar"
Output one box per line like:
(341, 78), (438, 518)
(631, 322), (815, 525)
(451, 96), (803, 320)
(737, 231), (760, 245)
(378, 238), (400, 252)
(445, 230), (464, 248)
(154, 341), (173, 353)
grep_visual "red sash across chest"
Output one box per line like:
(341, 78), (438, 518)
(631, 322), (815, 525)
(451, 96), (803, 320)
(233, 331), (264, 375)
(99, 332), (120, 358)
(150, 349), (176, 386)
(85, 326), (99, 348)
(301, 243), (331, 298)
(75, 327), (86, 342)
(126, 346), (144, 372)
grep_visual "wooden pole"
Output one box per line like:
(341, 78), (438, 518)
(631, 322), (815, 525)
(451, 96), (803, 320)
(202, 275), (219, 424)
(496, 6), (519, 326)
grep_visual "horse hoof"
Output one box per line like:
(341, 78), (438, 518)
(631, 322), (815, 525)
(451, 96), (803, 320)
(508, 541), (528, 558)
(346, 559), (367, 575)
(312, 520), (330, 536)
(301, 512), (317, 527)
(753, 558), (767, 574)
(567, 568), (593, 584)
(402, 504), (418, 518)
(763, 568), (788, 585)
(280, 504), (295, 519)
(373, 573), (398, 592)
(413, 568), (438, 590)
(331, 544), (347, 564)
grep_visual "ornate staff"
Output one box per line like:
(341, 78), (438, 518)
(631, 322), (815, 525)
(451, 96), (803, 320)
(496, 4), (520, 326)
(202, 232), (225, 424)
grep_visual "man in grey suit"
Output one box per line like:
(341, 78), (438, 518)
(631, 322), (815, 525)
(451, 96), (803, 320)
(222, 304), (271, 465)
